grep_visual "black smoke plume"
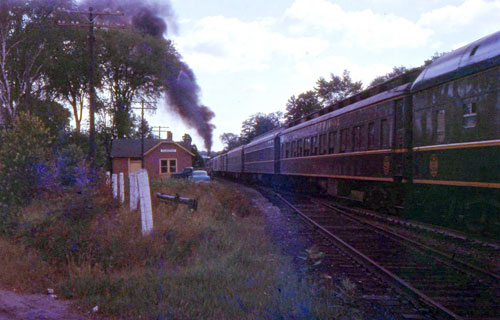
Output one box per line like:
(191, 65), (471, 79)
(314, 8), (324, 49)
(80, 0), (215, 151)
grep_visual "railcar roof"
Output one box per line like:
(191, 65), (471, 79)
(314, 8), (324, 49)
(412, 30), (500, 92)
(227, 145), (244, 154)
(244, 127), (283, 148)
(281, 83), (410, 135)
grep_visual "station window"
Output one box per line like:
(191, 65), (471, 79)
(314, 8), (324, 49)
(304, 137), (310, 156)
(328, 131), (336, 154)
(463, 102), (477, 128)
(381, 119), (390, 149)
(319, 134), (327, 154)
(160, 159), (177, 173)
(297, 139), (303, 157)
(436, 109), (446, 143)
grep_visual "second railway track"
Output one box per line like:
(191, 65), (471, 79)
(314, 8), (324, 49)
(272, 190), (500, 320)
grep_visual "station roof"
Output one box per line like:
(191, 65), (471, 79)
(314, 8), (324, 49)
(111, 139), (194, 157)
(412, 30), (500, 92)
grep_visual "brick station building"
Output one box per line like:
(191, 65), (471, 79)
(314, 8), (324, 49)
(111, 138), (195, 180)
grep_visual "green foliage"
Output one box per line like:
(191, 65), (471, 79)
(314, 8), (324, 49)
(0, 112), (53, 206)
(284, 90), (322, 123)
(369, 66), (409, 88)
(315, 70), (363, 107)
(240, 112), (282, 143)
(19, 98), (71, 136)
(220, 132), (242, 151)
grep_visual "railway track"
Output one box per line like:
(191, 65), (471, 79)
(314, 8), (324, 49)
(273, 191), (500, 320)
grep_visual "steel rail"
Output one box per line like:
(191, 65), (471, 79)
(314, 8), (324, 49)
(275, 193), (462, 320)
(312, 198), (500, 283)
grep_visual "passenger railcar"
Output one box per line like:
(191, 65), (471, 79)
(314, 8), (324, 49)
(210, 30), (500, 233)
(243, 127), (281, 181)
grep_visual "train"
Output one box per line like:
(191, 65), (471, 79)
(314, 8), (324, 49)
(208, 30), (500, 235)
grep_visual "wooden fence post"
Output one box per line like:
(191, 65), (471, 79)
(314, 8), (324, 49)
(137, 169), (153, 235)
(129, 172), (138, 210)
(119, 172), (125, 203)
(112, 173), (118, 199)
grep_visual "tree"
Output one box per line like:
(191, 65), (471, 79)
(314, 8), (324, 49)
(369, 66), (408, 87)
(220, 132), (242, 150)
(19, 97), (71, 136)
(0, 112), (53, 206)
(240, 112), (282, 143)
(315, 70), (363, 107)
(284, 90), (322, 123)
(100, 30), (173, 138)
(45, 27), (91, 133)
(0, 1), (67, 123)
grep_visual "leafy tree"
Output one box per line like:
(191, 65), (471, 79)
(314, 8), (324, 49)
(45, 27), (91, 133)
(0, 1), (68, 123)
(19, 97), (71, 136)
(240, 112), (282, 143)
(0, 112), (53, 206)
(220, 132), (242, 151)
(284, 90), (322, 123)
(315, 70), (363, 107)
(100, 30), (173, 138)
(182, 133), (192, 146)
(369, 66), (408, 87)
(191, 144), (205, 168)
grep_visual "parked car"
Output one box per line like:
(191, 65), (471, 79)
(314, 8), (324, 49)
(189, 170), (210, 183)
(171, 167), (193, 179)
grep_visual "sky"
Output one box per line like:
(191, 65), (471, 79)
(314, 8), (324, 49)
(143, 0), (500, 151)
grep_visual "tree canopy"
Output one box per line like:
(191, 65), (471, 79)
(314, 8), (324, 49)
(284, 90), (322, 123)
(240, 112), (282, 144)
(315, 70), (363, 107)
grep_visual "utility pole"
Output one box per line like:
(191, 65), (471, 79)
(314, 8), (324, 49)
(56, 7), (124, 167)
(131, 100), (155, 169)
(151, 126), (170, 140)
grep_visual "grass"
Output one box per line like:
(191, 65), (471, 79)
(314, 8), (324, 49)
(0, 178), (363, 319)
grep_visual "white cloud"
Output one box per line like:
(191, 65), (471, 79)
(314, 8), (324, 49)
(284, 0), (433, 50)
(418, 0), (500, 33)
(174, 15), (329, 73)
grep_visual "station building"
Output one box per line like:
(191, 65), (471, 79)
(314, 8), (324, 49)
(111, 136), (194, 180)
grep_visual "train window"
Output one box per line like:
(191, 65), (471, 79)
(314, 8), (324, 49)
(281, 143), (284, 159)
(353, 126), (363, 151)
(328, 131), (336, 153)
(285, 142), (290, 158)
(368, 122), (375, 149)
(311, 136), (318, 155)
(291, 140), (296, 158)
(463, 102), (477, 128)
(304, 137), (310, 156)
(297, 139), (303, 157)
(340, 129), (348, 153)
(436, 110), (445, 143)
(319, 134), (327, 154)
(381, 119), (390, 149)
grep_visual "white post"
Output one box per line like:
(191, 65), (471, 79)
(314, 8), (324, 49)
(129, 172), (138, 210)
(137, 169), (153, 235)
(119, 172), (125, 204)
(106, 171), (111, 185)
(112, 174), (118, 199)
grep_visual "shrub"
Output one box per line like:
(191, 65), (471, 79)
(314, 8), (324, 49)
(0, 112), (54, 206)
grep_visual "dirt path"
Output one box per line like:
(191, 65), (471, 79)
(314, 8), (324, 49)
(0, 289), (87, 320)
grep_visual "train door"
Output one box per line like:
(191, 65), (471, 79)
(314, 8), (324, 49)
(274, 136), (281, 174)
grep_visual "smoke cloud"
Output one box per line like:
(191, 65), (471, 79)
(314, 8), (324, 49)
(80, 0), (215, 151)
